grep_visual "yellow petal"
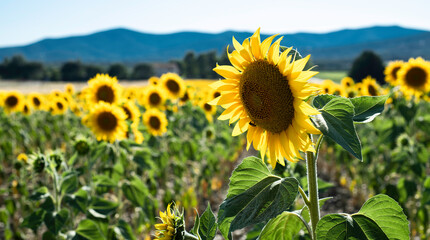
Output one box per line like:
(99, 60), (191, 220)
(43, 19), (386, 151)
(213, 64), (241, 79)
(218, 103), (242, 120)
(268, 37), (283, 65)
(292, 55), (311, 73)
(227, 47), (245, 71)
(261, 34), (278, 57)
(250, 28), (262, 60)
(295, 99), (320, 116)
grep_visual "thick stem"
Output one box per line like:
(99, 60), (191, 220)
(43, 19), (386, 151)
(306, 135), (323, 239)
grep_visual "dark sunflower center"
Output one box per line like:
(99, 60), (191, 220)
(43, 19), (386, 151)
(213, 91), (221, 98)
(149, 116), (161, 130)
(96, 85), (115, 103)
(6, 96), (18, 107)
(24, 105), (29, 113)
(405, 67), (427, 87)
(239, 60), (294, 133)
(348, 91), (355, 98)
(97, 112), (118, 131)
(149, 92), (161, 105)
(391, 67), (400, 80)
(324, 88), (329, 93)
(368, 85), (377, 96)
(33, 97), (41, 106)
(166, 79), (180, 93)
(204, 103), (212, 111)
(57, 102), (64, 110)
(346, 82), (351, 87)
(122, 106), (132, 120)
(180, 92), (189, 102)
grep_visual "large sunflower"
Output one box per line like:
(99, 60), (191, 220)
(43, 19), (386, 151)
(143, 86), (167, 109)
(143, 109), (168, 136)
(397, 57), (430, 96)
(3, 91), (24, 113)
(86, 74), (122, 105)
(210, 29), (320, 167)
(85, 102), (128, 142)
(160, 73), (186, 99)
(384, 60), (404, 86)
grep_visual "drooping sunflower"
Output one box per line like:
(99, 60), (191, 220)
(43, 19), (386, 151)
(85, 102), (128, 142)
(384, 60), (404, 86)
(361, 76), (380, 96)
(160, 73), (186, 99)
(397, 57), (430, 96)
(3, 91), (24, 113)
(27, 93), (45, 110)
(86, 74), (122, 105)
(121, 100), (140, 123)
(143, 108), (168, 136)
(142, 86), (167, 109)
(210, 29), (320, 167)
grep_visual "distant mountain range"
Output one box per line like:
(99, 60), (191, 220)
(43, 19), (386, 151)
(0, 26), (429, 65)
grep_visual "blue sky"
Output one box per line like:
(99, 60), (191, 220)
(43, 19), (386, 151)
(1, 0), (429, 47)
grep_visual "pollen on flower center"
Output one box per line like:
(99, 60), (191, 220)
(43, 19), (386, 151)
(406, 67), (427, 87)
(97, 112), (118, 131)
(239, 59), (294, 133)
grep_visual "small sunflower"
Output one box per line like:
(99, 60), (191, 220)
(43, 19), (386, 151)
(50, 97), (68, 115)
(201, 100), (217, 123)
(160, 73), (186, 99)
(154, 203), (184, 240)
(397, 57), (430, 96)
(143, 109), (168, 136)
(361, 76), (380, 96)
(3, 91), (24, 113)
(319, 80), (335, 94)
(85, 102), (128, 142)
(143, 86), (167, 109)
(22, 100), (31, 115)
(131, 124), (144, 144)
(17, 153), (29, 164)
(149, 76), (159, 86)
(210, 29), (320, 167)
(340, 77), (355, 89)
(122, 100), (141, 123)
(384, 60), (404, 86)
(27, 93), (45, 110)
(65, 83), (75, 95)
(86, 74), (122, 105)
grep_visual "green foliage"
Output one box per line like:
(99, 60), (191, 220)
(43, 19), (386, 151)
(132, 63), (154, 79)
(348, 51), (385, 84)
(108, 63), (128, 79)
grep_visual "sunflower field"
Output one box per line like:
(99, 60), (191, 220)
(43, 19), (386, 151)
(0, 29), (430, 240)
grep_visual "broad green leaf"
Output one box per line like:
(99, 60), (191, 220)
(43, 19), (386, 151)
(61, 171), (78, 194)
(316, 194), (409, 240)
(93, 174), (117, 188)
(226, 156), (272, 198)
(21, 209), (46, 231)
(115, 220), (136, 240)
(311, 96), (362, 160)
(350, 95), (388, 123)
(40, 196), (55, 212)
(65, 187), (88, 213)
(199, 203), (217, 240)
(122, 176), (149, 207)
(89, 197), (118, 216)
(44, 209), (69, 235)
(258, 211), (308, 240)
(76, 219), (105, 240)
(219, 176), (298, 236)
(313, 94), (340, 109)
(29, 186), (50, 201)
(190, 210), (201, 239)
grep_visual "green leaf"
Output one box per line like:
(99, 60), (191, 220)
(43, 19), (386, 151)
(316, 194), (409, 240)
(40, 196), (55, 212)
(21, 209), (46, 231)
(29, 186), (50, 201)
(226, 156), (272, 198)
(122, 176), (149, 207)
(89, 197), (118, 217)
(76, 219), (105, 240)
(61, 171), (78, 194)
(115, 220), (136, 240)
(218, 176), (298, 236)
(65, 187), (88, 213)
(44, 209), (69, 235)
(350, 95), (388, 123)
(301, 197), (332, 223)
(199, 203), (217, 240)
(311, 96), (362, 160)
(258, 211), (308, 240)
(191, 210), (201, 239)
(313, 94), (340, 109)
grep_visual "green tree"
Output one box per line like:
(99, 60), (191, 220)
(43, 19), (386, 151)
(348, 51), (385, 84)
(108, 63), (128, 79)
(60, 61), (87, 81)
(85, 65), (105, 79)
(132, 63), (154, 80)
(183, 52), (199, 78)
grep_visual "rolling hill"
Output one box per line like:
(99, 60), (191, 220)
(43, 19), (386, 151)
(0, 26), (428, 64)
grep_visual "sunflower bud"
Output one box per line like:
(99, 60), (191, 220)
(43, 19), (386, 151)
(33, 154), (46, 173)
(74, 138), (90, 155)
(49, 152), (64, 170)
(154, 203), (197, 240)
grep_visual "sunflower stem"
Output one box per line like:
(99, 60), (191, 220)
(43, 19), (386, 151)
(306, 134), (323, 239)
(298, 186), (311, 206)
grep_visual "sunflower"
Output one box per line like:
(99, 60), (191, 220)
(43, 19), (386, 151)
(154, 203), (184, 240)
(131, 124), (144, 144)
(397, 57), (430, 97)
(143, 86), (167, 109)
(210, 29), (320, 167)
(201, 99), (217, 123)
(86, 74), (122, 105)
(149, 76), (159, 86)
(361, 76), (380, 96)
(65, 83), (75, 95)
(384, 60), (404, 86)
(121, 100), (140, 123)
(85, 102), (128, 142)
(22, 100), (31, 115)
(27, 93), (45, 110)
(3, 91), (24, 113)
(340, 77), (355, 89)
(50, 97), (69, 115)
(143, 109), (168, 136)
(319, 80), (335, 94)
(160, 73), (186, 99)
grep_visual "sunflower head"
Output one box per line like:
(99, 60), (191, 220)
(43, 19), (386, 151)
(3, 91), (24, 113)
(17, 153), (29, 164)
(361, 76), (380, 96)
(86, 74), (123, 105)
(160, 73), (186, 99)
(149, 76), (159, 86)
(85, 102), (128, 142)
(28, 93), (45, 110)
(154, 203), (185, 240)
(143, 109), (168, 136)
(384, 60), (404, 86)
(50, 97), (69, 115)
(121, 100), (141, 123)
(319, 80), (335, 94)
(143, 86), (167, 109)
(340, 77), (355, 89)
(397, 57), (430, 97)
(210, 28), (320, 167)
(65, 83), (75, 95)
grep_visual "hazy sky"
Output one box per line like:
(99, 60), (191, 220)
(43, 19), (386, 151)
(1, 0), (429, 47)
